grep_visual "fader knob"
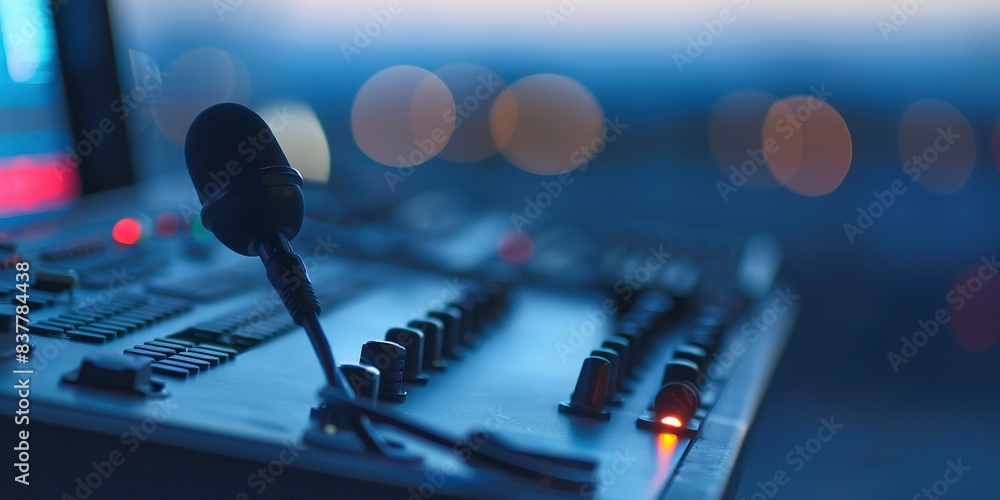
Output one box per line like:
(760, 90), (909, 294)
(339, 364), (380, 407)
(662, 359), (704, 388)
(673, 344), (707, 370)
(653, 381), (700, 429)
(427, 307), (462, 359)
(448, 298), (479, 345)
(615, 324), (645, 363)
(385, 327), (429, 384)
(408, 318), (446, 371)
(592, 348), (623, 405)
(558, 356), (613, 420)
(602, 337), (632, 386)
(359, 340), (407, 402)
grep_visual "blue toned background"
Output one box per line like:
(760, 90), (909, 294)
(97, 1), (1000, 497)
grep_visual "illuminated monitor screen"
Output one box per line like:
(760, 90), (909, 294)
(0, 0), (77, 218)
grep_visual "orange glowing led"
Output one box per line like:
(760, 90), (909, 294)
(660, 415), (683, 428)
(112, 217), (142, 245)
(659, 433), (678, 447)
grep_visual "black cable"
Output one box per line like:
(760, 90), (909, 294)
(258, 237), (590, 484)
(302, 313), (353, 397)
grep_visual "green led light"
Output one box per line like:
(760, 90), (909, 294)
(190, 214), (213, 243)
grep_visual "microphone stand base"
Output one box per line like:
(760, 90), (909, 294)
(305, 386), (422, 462)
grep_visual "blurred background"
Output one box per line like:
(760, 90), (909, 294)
(2, 0), (999, 497)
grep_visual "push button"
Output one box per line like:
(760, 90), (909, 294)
(156, 359), (200, 375)
(170, 355), (210, 371)
(132, 345), (176, 357)
(123, 348), (165, 360)
(151, 363), (191, 379)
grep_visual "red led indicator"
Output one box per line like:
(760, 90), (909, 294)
(155, 211), (180, 237)
(112, 217), (142, 245)
(497, 230), (533, 264)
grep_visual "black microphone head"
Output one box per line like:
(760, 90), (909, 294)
(184, 102), (304, 256)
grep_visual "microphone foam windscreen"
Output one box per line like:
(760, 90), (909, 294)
(184, 102), (289, 202)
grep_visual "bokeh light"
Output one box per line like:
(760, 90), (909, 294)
(948, 260), (1000, 353)
(497, 230), (533, 263)
(155, 211), (180, 237)
(112, 217), (142, 245)
(257, 100), (331, 183)
(153, 48), (252, 145)
(189, 213), (213, 244)
(0, 155), (78, 215)
(0, 0), (50, 82)
(434, 63), (506, 164)
(763, 95), (852, 196)
(351, 65), (455, 168)
(898, 99), (976, 194)
(490, 74), (604, 175)
(709, 89), (781, 191)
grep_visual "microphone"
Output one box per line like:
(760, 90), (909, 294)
(184, 102), (301, 256)
(184, 103), (408, 457)
(184, 102), (345, 395)
(180, 104), (601, 482)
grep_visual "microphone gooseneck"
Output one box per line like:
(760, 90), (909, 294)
(183, 102), (349, 396)
(179, 104), (599, 482)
